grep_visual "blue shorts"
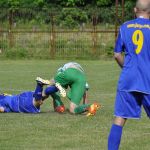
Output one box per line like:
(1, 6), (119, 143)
(114, 91), (150, 119)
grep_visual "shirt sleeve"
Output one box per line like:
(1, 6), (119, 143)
(114, 28), (124, 53)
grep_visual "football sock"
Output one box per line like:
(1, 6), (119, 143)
(51, 93), (64, 107)
(74, 104), (91, 114)
(33, 83), (43, 101)
(44, 86), (58, 95)
(108, 124), (123, 150)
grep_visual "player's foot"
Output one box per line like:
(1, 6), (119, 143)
(55, 105), (65, 113)
(55, 83), (66, 97)
(86, 102), (101, 116)
(36, 77), (50, 85)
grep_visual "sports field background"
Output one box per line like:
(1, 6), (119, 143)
(0, 60), (149, 150)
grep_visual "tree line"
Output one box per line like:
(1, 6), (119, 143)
(0, 0), (137, 29)
(0, 0), (136, 9)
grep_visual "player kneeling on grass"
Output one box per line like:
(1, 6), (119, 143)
(43, 62), (101, 116)
(46, 82), (91, 114)
(0, 77), (62, 113)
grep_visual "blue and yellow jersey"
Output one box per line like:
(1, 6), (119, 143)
(115, 18), (150, 93)
(0, 92), (40, 113)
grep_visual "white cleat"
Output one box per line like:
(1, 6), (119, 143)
(55, 83), (66, 97)
(36, 77), (50, 85)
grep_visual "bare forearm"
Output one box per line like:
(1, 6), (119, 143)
(114, 52), (124, 68)
(83, 91), (89, 104)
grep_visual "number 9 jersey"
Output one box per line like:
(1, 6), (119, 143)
(114, 17), (150, 94)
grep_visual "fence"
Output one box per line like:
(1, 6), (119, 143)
(0, 7), (134, 59)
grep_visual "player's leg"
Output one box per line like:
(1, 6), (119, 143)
(142, 94), (150, 118)
(45, 86), (58, 94)
(108, 91), (143, 150)
(43, 86), (65, 112)
(68, 81), (99, 115)
(67, 79), (88, 114)
(54, 71), (68, 97)
(33, 82), (43, 101)
(108, 117), (126, 150)
(34, 77), (52, 101)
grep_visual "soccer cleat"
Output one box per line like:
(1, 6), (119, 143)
(86, 102), (101, 117)
(55, 105), (65, 113)
(36, 77), (50, 85)
(55, 83), (66, 97)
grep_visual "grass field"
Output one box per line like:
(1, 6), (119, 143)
(0, 60), (149, 150)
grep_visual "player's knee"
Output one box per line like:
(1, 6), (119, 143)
(69, 102), (77, 114)
(113, 117), (127, 127)
(69, 108), (76, 114)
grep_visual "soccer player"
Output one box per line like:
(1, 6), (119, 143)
(108, 0), (150, 149)
(0, 77), (54, 113)
(52, 82), (90, 113)
(46, 62), (100, 116)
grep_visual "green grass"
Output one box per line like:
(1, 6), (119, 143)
(0, 60), (149, 150)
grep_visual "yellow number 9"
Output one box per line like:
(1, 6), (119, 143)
(132, 30), (144, 54)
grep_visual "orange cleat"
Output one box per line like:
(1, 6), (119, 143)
(86, 102), (101, 116)
(55, 105), (65, 113)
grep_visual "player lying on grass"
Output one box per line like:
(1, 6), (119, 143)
(0, 77), (62, 113)
(43, 62), (100, 116)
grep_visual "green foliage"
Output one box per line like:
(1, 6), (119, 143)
(96, 0), (111, 6)
(4, 48), (28, 59)
(8, 0), (20, 8)
(0, 0), (136, 26)
(124, 0), (136, 21)
(33, 0), (44, 7)
(0, 0), (115, 8)
(56, 8), (88, 28)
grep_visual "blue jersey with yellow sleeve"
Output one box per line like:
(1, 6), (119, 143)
(115, 18), (150, 94)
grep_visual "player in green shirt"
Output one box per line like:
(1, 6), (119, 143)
(46, 62), (100, 116)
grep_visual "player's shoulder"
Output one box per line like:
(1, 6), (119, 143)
(121, 19), (137, 28)
(119, 19), (138, 33)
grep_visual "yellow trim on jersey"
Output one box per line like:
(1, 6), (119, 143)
(127, 24), (150, 29)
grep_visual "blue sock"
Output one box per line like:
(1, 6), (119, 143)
(33, 84), (43, 101)
(44, 86), (58, 95)
(108, 124), (123, 150)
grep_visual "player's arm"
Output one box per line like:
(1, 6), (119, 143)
(0, 107), (4, 113)
(114, 52), (124, 68)
(83, 82), (89, 104)
(114, 28), (125, 68)
(83, 91), (89, 104)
